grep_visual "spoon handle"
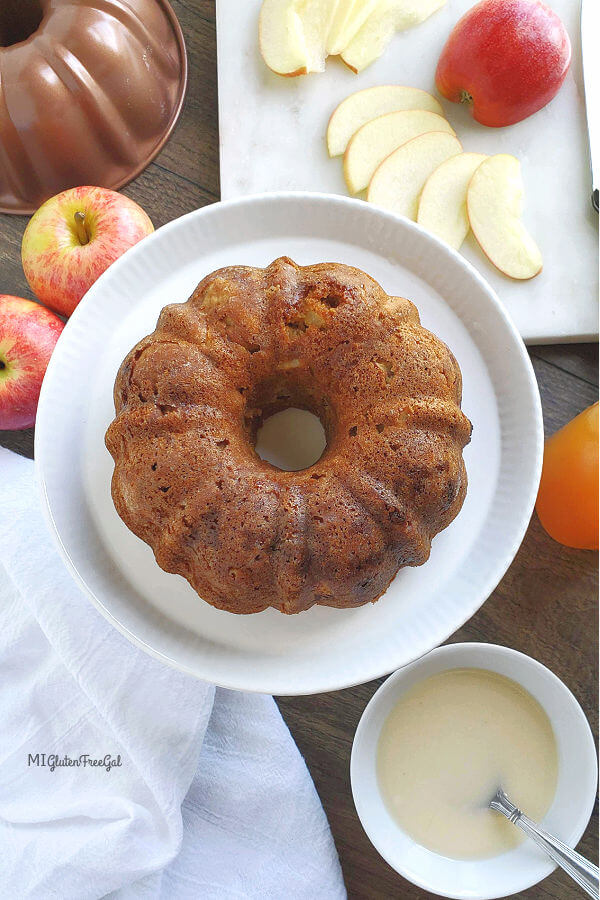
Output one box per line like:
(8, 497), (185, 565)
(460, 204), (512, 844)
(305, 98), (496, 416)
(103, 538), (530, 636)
(490, 789), (599, 900)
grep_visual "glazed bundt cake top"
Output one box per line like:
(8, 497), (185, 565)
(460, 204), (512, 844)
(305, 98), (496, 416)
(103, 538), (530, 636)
(105, 258), (471, 614)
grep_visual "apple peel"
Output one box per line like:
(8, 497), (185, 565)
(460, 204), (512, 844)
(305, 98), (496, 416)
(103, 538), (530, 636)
(21, 186), (154, 317)
(341, 0), (447, 73)
(435, 0), (571, 127)
(344, 109), (455, 195)
(417, 152), (488, 250)
(467, 154), (543, 280)
(0, 296), (64, 431)
(368, 131), (463, 220)
(327, 85), (443, 157)
(259, 0), (308, 76)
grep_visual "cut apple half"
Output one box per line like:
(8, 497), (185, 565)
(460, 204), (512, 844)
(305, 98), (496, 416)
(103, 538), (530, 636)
(368, 131), (462, 219)
(327, 86), (443, 157)
(327, 0), (379, 55)
(344, 109), (455, 195)
(259, 0), (308, 76)
(294, 0), (340, 73)
(341, 0), (447, 73)
(417, 152), (488, 250)
(467, 154), (543, 280)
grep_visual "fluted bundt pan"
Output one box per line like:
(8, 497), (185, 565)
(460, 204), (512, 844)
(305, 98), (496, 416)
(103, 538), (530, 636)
(0, 0), (187, 214)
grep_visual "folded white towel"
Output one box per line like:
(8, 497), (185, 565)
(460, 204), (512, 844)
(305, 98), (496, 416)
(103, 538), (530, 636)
(0, 447), (345, 899)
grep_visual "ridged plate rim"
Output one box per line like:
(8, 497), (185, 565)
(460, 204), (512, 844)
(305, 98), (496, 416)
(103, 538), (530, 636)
(35, 192), (543, 695)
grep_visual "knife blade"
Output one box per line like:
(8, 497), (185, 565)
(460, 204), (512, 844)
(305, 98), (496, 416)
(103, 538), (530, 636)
(581, 0), (599, 212)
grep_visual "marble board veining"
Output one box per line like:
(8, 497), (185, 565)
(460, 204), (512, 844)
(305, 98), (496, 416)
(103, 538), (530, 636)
(216, 0), (598, 344)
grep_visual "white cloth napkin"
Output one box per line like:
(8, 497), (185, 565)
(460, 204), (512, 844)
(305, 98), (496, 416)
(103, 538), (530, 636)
(0, 447), (346, 900)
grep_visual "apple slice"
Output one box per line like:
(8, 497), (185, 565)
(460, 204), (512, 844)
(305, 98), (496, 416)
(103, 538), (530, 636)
(341, 0), (447, 73)
(467, 154), (543, 280)
(294, 0), (340, 73)
(344, 109), (455, 194)
(327, 85), (443, 157)
(327, 0), (378, 55)
(259, 0), (308, 76)
(417, 152), (488, 249)
(368, 131), (462, 219)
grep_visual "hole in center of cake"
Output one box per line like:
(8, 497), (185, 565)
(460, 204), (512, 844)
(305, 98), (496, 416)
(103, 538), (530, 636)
(0, 0), (44, 47)
(255, 408), (326, 472)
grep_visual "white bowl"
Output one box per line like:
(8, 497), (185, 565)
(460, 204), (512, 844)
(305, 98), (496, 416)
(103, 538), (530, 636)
(351, 642), (598, 899)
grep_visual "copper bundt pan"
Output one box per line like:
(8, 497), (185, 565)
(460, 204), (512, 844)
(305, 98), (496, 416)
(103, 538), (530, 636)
(0, 0), (188, 215)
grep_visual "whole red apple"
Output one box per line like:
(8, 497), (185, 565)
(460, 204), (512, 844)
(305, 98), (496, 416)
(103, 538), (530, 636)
(435, 0), (571, 127)
(0, 296), (64, 430)
(22, 186), (154, 317)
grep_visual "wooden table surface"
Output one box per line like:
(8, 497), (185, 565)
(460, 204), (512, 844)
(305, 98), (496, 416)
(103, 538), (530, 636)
(1, 3), (597, 898)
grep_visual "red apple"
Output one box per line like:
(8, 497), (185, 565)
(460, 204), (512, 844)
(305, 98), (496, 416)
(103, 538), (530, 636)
(22, 186), (154, 317)
(435, 0), (571, 127)
(0, 296), (64, 430)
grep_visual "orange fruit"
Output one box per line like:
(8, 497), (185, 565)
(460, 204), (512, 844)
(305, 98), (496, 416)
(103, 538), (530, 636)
(536, 402), (599, 550)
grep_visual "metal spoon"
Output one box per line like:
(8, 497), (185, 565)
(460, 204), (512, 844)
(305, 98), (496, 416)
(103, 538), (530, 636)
(489, 788), (599, 899)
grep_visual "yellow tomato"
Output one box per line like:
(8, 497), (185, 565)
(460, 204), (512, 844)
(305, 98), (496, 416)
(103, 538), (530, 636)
(536, 402), (599, 550)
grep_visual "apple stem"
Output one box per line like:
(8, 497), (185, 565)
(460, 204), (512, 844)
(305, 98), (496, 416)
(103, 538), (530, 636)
(74, 210), (90, 246)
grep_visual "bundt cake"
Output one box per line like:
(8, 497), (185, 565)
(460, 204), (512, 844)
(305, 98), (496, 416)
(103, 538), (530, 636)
(105, 258), (472, 615)
(0, 0), (186, 214)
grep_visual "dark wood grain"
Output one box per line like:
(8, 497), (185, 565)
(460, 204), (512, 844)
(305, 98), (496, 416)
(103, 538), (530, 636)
(0, 3), (597, 898)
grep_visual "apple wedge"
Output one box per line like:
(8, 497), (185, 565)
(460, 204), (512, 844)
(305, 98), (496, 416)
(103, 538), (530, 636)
(259, 0), (308, 76)
(344, 109), (455, 194)
(417, 152), (487, 249)
(327, 86), (443, 157)
(327, 0), (378, 55)
(294, 0), (340, 73)
(467, 154), (543, 280)
(368, 131), (462, 219)
(341, 0), (447, 73)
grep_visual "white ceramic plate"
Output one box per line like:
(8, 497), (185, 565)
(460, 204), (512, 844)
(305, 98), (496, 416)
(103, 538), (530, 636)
(351, 643), (598, 899)
(35, 193), (543, 695)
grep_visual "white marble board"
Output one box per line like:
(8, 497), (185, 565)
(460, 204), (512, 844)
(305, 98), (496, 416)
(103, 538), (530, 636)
(216, 0), (598, 344)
